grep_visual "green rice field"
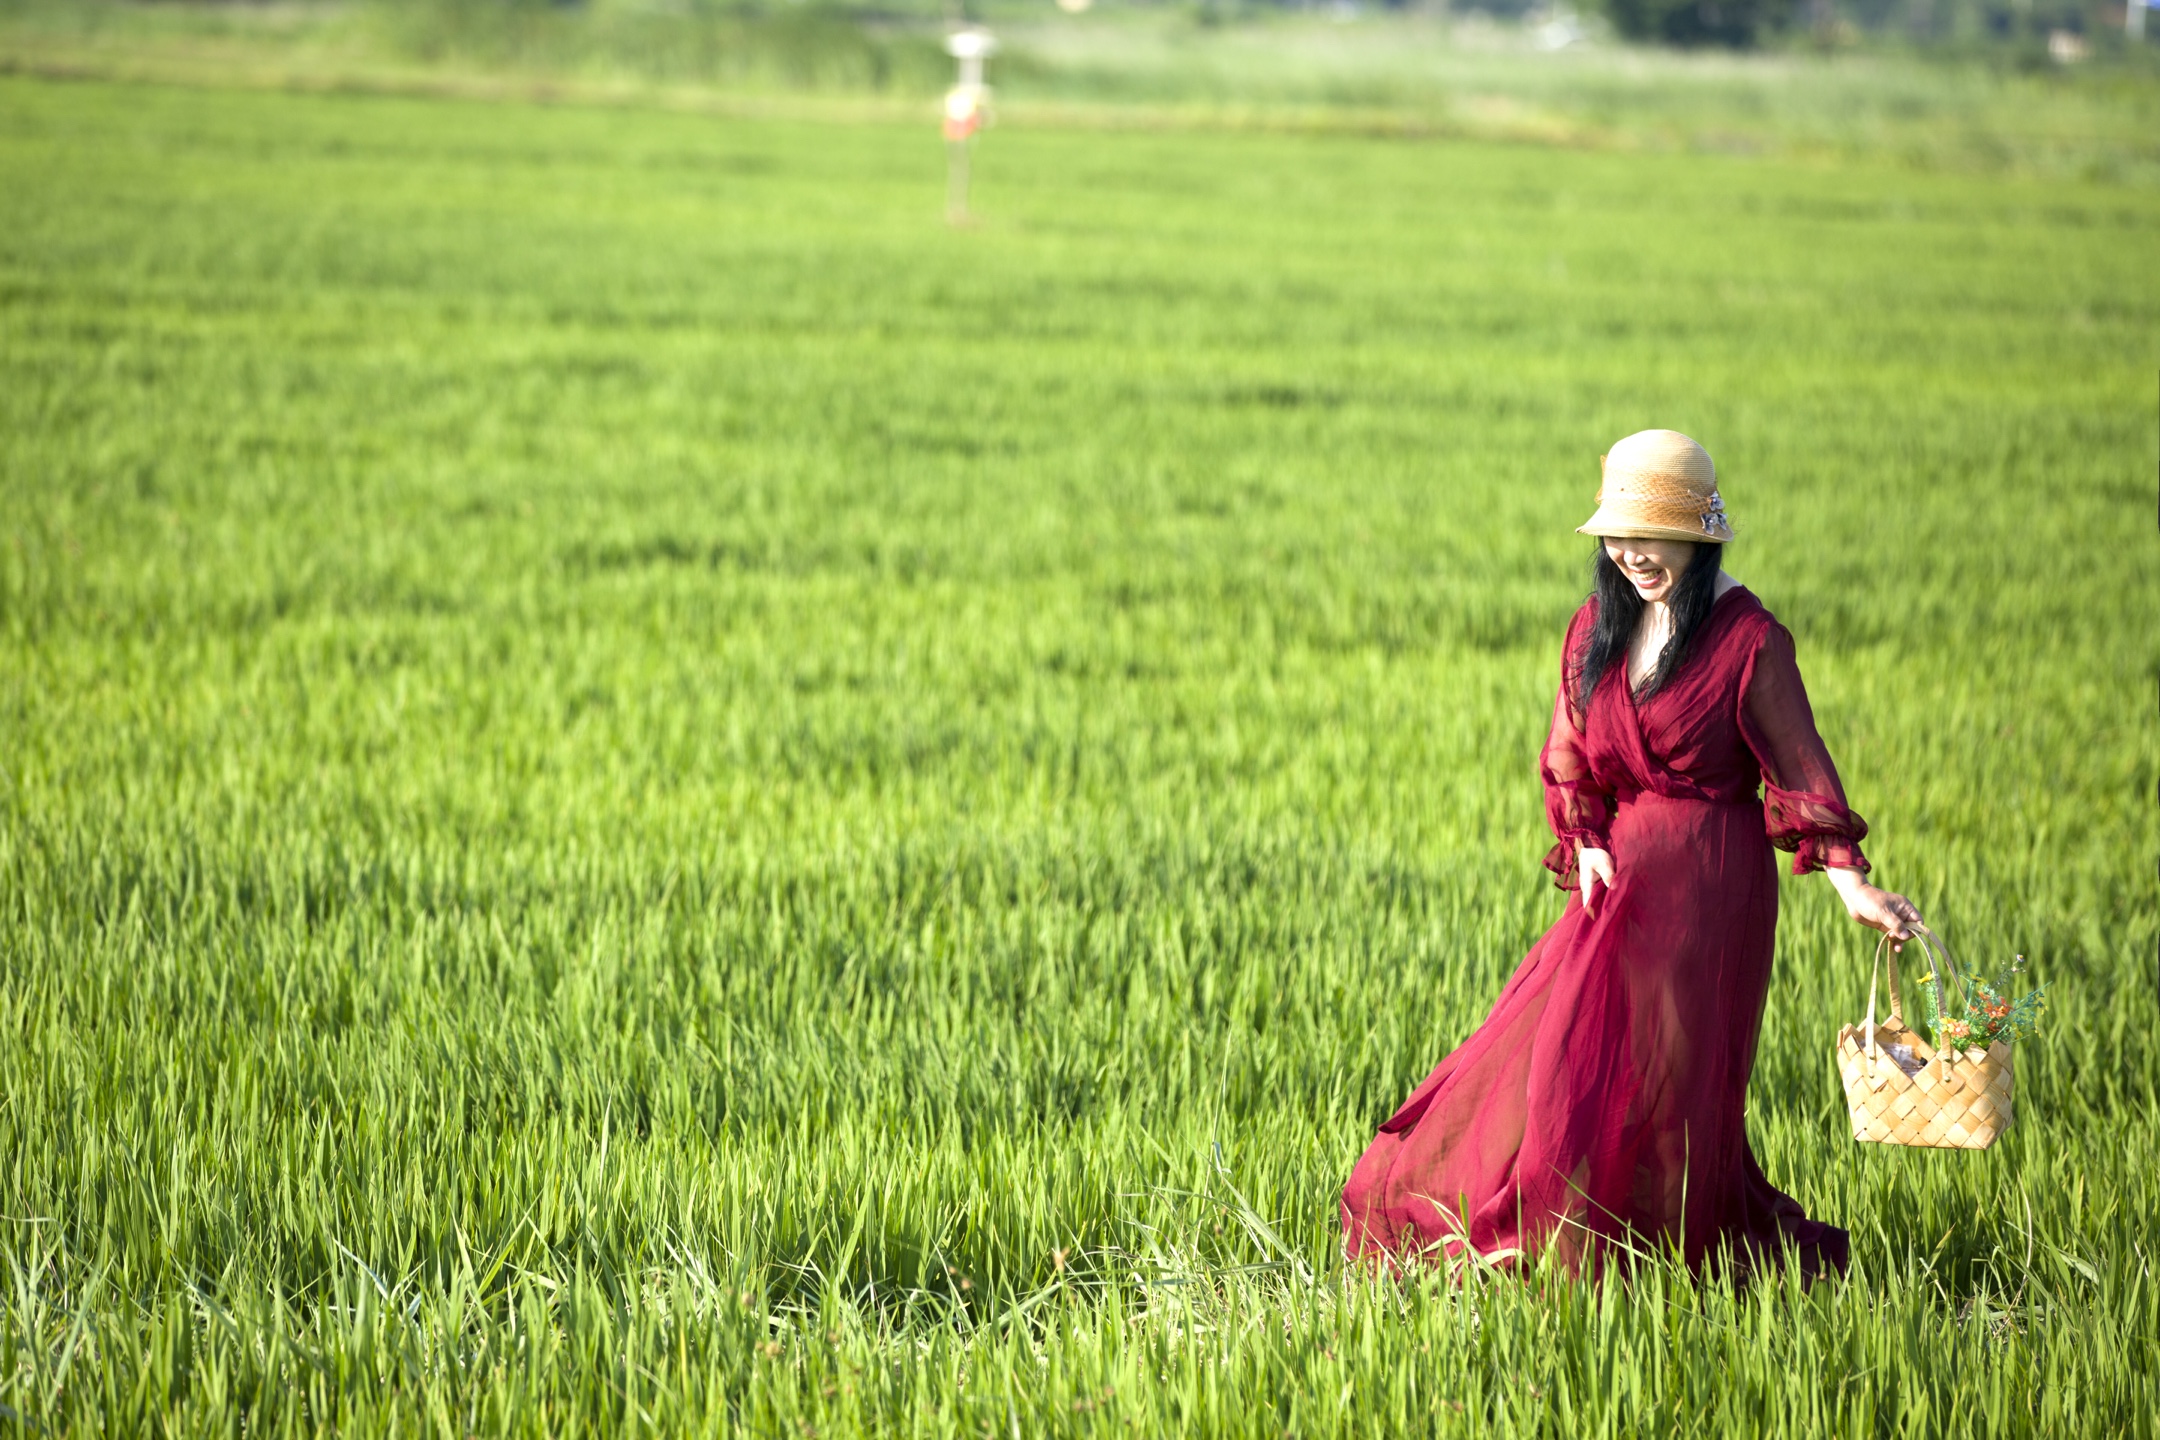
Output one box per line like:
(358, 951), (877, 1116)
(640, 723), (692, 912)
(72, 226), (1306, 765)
(2, 50), (2158, 1437)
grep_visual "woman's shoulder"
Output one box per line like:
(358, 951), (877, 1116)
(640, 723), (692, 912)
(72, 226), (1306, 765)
(1716, 579), (1772, 631)
(1711, 584), (1799, 671)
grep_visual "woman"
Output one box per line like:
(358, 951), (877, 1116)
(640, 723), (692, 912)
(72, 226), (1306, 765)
(1341, 429), (1919, 1282)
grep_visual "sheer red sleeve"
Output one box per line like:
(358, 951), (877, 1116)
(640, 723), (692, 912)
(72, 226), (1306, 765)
(1739, 620), (1870, 875)
(1540, 613), (1611, 890)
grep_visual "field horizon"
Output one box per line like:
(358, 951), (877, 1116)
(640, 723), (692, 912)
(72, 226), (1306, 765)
(5, 0), (2160, 184)
(2, 36), (2158, 1439)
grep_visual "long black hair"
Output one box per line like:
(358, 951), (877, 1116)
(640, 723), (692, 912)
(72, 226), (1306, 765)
(1570, 540), (1724, 711)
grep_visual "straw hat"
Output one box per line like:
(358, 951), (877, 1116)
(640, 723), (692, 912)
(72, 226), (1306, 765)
(1576, 429), (1733, 544)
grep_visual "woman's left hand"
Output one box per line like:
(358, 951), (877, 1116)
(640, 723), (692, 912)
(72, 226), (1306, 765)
(1826, 867), (1922, 946)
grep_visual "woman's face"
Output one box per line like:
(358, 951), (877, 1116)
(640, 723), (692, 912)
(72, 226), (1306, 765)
(1604, 537), (1697, 605)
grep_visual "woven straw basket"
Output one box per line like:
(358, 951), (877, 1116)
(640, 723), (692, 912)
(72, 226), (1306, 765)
(1835, 925), (2013, 1150)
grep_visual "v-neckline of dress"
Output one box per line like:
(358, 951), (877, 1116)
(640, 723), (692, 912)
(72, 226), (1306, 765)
(1624, 584), (1749, 704)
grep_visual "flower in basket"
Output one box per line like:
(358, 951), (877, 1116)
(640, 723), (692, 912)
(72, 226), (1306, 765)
(1918, 955), (2045, 1056)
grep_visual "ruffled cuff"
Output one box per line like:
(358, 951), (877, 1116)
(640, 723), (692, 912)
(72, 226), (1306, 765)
(1764, 785), (1869, 876)
(1791, 836), (1869, 876)
(1543, 831), (1610, 891)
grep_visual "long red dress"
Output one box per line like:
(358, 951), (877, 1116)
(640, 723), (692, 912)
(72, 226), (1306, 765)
(1341, 586), (1864, 1281)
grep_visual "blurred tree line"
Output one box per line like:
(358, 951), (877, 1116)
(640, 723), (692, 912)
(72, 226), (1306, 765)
(1334, 0), (2138, 49)
(1581, 0), (2136, 47)
(88, 0), (2160, 60)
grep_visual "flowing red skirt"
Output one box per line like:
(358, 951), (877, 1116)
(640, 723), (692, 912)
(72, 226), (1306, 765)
(1340, 792), (1849, 1281)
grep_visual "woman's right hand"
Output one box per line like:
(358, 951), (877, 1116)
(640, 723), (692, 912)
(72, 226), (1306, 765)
(1827, 866), (1922, 946)
(1578, 847), (1615, 915)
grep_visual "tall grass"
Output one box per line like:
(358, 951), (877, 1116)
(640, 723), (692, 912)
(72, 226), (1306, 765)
(1, 67), (2157, 1435)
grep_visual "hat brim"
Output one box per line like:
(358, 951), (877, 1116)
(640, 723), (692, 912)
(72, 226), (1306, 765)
(1578, 509), (1732, 545)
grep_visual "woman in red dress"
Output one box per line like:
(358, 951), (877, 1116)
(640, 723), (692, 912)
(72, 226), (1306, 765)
(1341, 430), (1922, 1282)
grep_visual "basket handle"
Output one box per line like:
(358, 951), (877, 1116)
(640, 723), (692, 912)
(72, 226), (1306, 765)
(1911, 922), (1973, 1077)
(1864, 923), (1964, 1076)
(1863, 932), (1900, 1062)
(1910, 922), (1968, 995)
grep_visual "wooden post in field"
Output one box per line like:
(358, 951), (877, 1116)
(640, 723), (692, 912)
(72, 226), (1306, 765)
(946, 129), (972, 225)
(943, 29), (995, 226)
(2131, 0), (2148, 42)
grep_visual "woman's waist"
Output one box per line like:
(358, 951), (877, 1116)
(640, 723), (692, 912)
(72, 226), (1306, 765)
(1611, 784), (1760, 811)
(1605, 786), (1776, 874)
